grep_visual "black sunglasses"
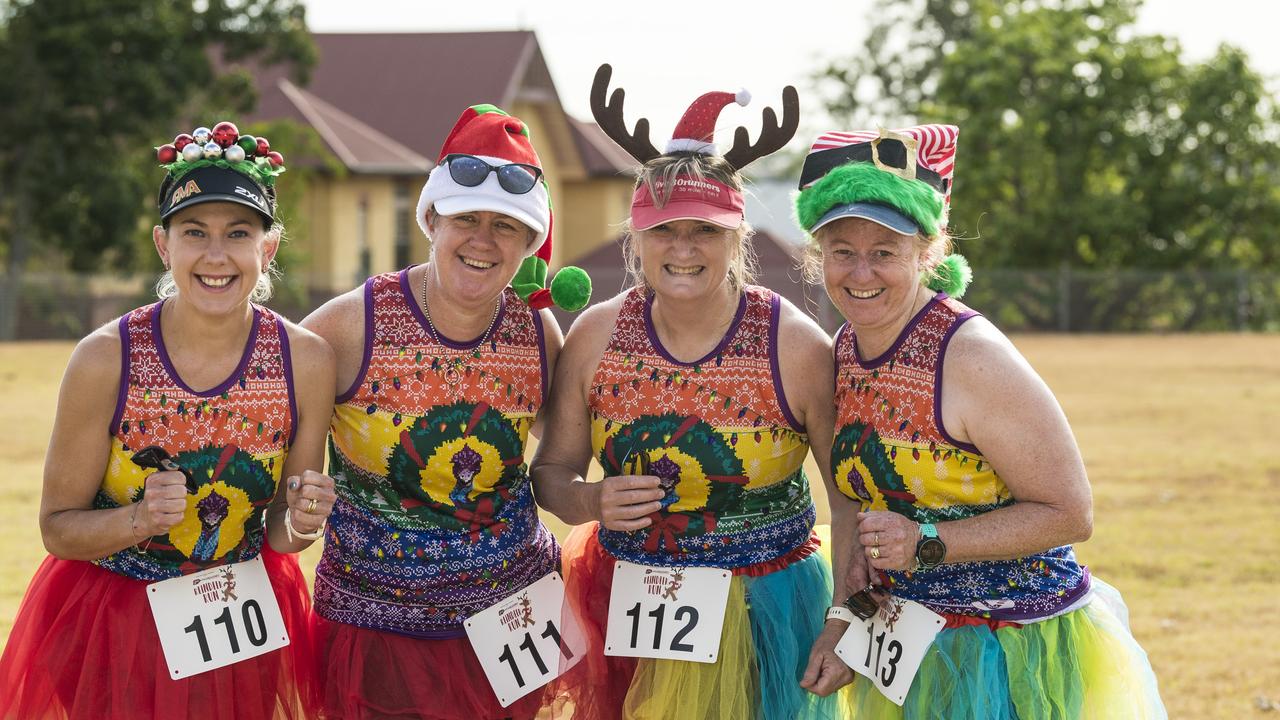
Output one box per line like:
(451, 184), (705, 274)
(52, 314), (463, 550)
(444, 153), (543, 195)
(798, 140), (948, 194)
(131, 445), (200, 494)
(843, 584), (883, 620)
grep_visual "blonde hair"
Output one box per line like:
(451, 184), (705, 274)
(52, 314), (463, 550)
(623, 153), (758, 292)
(800, 222), (952, 286)
(155, 221), (285, 303)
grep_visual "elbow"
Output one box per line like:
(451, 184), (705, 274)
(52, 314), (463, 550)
(40, 519), (72, 560)
(1075, 508), (1094, 544)
(1067, 500), (1093, 545)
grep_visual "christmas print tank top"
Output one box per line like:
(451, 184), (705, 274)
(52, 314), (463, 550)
(316, 268), (558, 637)
(833, 293), (1089, 621)
(591, 286), (817, 572)
(95, 301), (296, 580)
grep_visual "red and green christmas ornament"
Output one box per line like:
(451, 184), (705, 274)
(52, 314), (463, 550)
(156, 120), (286, 186)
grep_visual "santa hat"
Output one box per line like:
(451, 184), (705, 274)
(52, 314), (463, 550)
(794, 124), (973, 297)
(417, 104), (590, 312)
(666, 89), (751, 154)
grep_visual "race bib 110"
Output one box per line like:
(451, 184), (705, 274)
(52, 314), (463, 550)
(147, 555), (289, 678)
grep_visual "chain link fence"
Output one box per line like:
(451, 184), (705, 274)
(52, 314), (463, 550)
(1, 268), (1277, 340)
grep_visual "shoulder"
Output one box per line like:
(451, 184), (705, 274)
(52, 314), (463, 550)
(70, 317), (125, 379)
(300, 284), (366, 344)
(280, 319), (336, 377)
(60, 318), (126, 407)
(554, 289), (631, 381)
(943, 315), (1037, 392)
(773, 293), (832, 354)
(563, 289), (630, 349)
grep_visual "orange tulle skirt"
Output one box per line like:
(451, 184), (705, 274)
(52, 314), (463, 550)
(0, 545), (318, 720)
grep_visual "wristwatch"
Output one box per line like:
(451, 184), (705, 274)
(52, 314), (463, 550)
(915, 522), (946, 570)
(825, 605), (856, 624)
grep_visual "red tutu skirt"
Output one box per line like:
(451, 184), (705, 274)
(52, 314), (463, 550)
(0, 546), (318, 720)
(312, 614), (554, 720)
(549, 524), (637, 720)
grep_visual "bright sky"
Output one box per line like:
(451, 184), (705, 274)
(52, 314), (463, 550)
(302, 0), (1280, 146)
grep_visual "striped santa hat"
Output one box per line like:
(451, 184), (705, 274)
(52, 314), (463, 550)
(795, 124), (972, 297)
(795, 124), (959, 238)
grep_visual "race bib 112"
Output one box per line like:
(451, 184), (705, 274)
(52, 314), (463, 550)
(604, 562), (732, 664)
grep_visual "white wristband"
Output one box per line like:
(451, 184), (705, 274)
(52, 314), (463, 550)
(825, 605), (856, 624)
(285, 508), (325, 543)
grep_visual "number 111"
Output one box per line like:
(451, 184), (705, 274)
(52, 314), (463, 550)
(496, 620), (574, 688)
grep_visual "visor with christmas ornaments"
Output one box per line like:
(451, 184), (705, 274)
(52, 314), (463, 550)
(794, 125), (973, 298)
(417, 104), (590, 312)
(155, 121), (286, 224)
(589, 63), (799, 228)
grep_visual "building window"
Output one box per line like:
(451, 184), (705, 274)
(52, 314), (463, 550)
(394, 181), (413, 269)
(357, 197), (370, 282)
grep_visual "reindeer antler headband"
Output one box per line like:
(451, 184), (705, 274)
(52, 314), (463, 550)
(589, 63), (799, 171)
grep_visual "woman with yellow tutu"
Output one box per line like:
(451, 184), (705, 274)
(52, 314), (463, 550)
(531, 65), (851, 719)
(795, 124), (1167, 718)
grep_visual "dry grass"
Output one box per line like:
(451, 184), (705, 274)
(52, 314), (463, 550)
(2, 335), (1278, 717)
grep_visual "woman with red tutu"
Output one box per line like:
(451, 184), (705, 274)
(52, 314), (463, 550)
(795, 124), (1166, 717)
(530, 66), (851, 719)
(300, 105), (590, 719)
(0, 123), (338, 720)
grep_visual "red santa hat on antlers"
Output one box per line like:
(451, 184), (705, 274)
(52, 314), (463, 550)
(665, 89), (752, 154)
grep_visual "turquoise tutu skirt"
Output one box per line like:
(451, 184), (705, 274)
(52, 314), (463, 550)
(844, 579), (1166, 719)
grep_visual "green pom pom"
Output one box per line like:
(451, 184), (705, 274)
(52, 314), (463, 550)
(550, 266), (592, 312)
(925, 254), (972, 299)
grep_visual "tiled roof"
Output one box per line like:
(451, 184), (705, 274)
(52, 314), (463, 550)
(235, 31), (628, 177)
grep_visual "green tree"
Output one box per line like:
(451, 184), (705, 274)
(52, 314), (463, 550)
(0, 0), (316, 339)
(816, 0), (1280, 272)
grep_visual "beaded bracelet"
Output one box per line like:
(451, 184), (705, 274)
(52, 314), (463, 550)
(284, 508), (325, 543)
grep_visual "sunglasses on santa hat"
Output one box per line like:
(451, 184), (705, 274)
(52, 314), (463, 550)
(444, 153), (543, 195)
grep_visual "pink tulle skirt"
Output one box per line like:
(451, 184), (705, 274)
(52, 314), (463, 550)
(0, 545), (318, 720)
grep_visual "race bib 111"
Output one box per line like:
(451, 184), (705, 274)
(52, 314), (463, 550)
(464, 571), (584, 708)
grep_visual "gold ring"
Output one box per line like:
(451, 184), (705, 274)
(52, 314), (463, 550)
(306, 497), (318, 514)
(874, 532), (880, 546)
(870, 546), (881, 559)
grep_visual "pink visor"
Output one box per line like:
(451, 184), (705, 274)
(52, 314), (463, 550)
(630, 175), (745, 230)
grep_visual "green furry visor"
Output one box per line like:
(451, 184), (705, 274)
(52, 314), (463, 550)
(795, 162), (944, 237)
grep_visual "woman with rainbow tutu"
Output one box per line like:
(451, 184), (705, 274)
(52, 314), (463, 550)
(531, 65), (851, 720)
(795, 123), (1167, 718)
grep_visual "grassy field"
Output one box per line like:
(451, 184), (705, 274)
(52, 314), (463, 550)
(1, 336), (1278, 717)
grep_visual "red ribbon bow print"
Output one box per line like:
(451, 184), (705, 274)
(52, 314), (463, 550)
(454, 497), (507, 544)
(643, 511), (691, 553)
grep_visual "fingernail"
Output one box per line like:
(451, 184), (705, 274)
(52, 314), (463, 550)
(288, 479), (299, 490)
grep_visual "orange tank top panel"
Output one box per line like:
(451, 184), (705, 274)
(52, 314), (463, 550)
(833, 293), (1089, 621)
(589, 286), (817, 572)
(317, 268), (557, 637)
(95, 302), (296, 580)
